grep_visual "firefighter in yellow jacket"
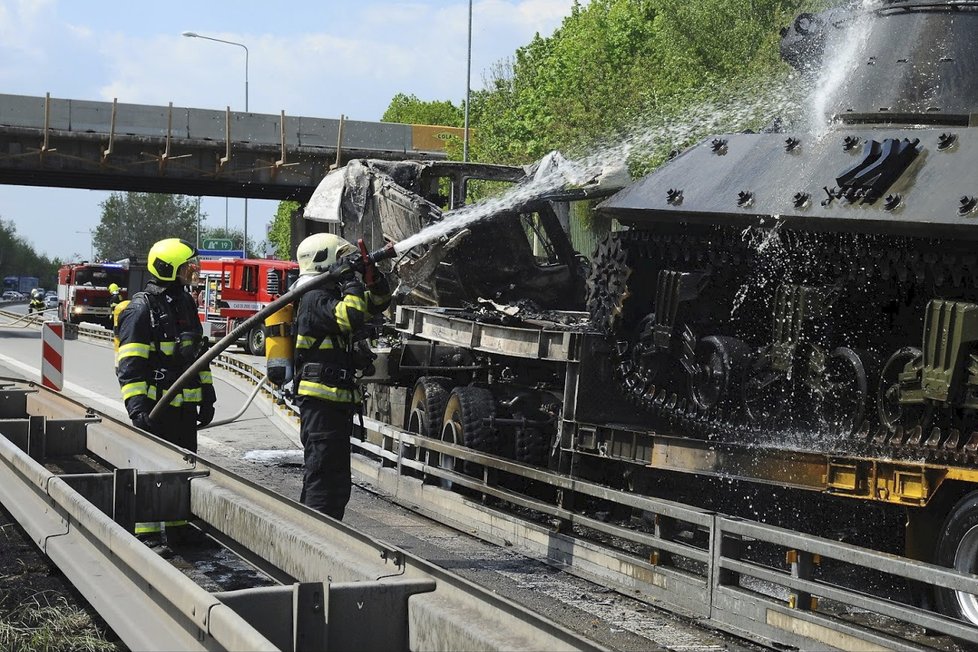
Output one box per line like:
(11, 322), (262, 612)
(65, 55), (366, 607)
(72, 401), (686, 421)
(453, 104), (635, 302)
(116, 238), (215, 452)
(293, 233), (391, 520)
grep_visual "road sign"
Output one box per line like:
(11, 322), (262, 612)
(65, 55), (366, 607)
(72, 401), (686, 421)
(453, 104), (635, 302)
(202, 238), (234, 250)
(197, 249), (245, 259)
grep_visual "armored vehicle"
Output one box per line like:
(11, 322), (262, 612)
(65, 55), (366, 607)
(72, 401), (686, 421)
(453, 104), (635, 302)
(585, 0), (978, 622)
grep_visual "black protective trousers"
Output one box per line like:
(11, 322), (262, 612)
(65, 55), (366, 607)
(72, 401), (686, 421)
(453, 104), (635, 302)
(147, 404), (199, 453)
(298, 398), (356, 520)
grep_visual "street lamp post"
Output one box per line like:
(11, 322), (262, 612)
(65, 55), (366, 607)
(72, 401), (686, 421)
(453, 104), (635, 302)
(182, 31), (250, 257)
(464, 0), (472, 163)
(75, 230), (94, 261)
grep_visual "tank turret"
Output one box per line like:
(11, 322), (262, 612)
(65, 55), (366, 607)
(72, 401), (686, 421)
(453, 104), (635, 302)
(589, 0), (978, 461)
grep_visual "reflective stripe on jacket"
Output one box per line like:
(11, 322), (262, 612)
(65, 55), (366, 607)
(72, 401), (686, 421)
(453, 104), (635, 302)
(116, 282), (214, 413)
(295, 279), (390, 404)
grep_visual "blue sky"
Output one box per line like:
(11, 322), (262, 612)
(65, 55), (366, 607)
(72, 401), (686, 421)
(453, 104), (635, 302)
(0, 0), (576, 260)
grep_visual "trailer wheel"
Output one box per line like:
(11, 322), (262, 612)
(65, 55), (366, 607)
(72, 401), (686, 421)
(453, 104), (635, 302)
(439, 387), (497, 490)
(515, 426), (548, 467)
(407, 377), (452, 478)
(408, 377), (453, 439)
(246, 326), (266, 356)
(934, 491), (978, 625)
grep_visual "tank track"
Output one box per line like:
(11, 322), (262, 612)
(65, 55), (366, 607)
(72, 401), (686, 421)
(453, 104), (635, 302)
(587, 226), (978, 466)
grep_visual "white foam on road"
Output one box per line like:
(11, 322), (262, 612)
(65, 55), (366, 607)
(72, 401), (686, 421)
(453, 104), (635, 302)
(243, 449), (304, 465)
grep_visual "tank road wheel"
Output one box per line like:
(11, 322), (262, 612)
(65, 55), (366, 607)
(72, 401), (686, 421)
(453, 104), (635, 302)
(819, 347), (869, 437)
(878, 347), (931, 432)
(689, 336), (750, 411)
(935, 492), (978, 625)
(407, 377), (452, 477)
(439, 387), (497, 491)
(246, 325), (266, 356)
(742, 352), (789, 426)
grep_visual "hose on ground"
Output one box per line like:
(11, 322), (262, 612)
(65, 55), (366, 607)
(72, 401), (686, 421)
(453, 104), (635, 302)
(200, 373), (269, 429)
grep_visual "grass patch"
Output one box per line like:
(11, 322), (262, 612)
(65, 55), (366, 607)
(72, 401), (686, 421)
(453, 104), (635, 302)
(0, 591), (120, 652)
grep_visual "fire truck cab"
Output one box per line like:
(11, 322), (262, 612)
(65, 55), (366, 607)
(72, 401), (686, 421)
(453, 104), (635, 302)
(57, 262), (128, 327)
(197, 258), (299, 356)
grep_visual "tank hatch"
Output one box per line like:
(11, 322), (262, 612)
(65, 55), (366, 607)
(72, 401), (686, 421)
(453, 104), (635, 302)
(783, 1), (978, 124)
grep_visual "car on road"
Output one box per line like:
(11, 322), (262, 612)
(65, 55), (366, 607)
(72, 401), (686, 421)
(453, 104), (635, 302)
(1, 290), (21, 301)
(43, 295), (58, 309)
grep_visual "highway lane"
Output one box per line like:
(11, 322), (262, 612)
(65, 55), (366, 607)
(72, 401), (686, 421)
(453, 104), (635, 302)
(0, 312), (300, 458)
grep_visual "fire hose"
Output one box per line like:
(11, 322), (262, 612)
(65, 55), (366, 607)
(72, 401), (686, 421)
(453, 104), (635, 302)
(149, 241), (398, 423)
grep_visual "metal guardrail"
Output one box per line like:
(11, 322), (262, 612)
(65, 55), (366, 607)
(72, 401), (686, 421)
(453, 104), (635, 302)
(8, 311), (978, 649)
(0, 324), (605, 651)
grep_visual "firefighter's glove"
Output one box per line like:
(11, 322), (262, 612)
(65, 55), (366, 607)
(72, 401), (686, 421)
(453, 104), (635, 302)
(197, 401), (215, 428)
(367, 270), (391, 296)
(340, 277), (365, 298)
(132, 412), (156, 433)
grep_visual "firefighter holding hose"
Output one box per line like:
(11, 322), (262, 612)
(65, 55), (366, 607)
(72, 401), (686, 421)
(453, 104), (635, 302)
(115, 238), (215, 452)
(291, 233), (392, 520)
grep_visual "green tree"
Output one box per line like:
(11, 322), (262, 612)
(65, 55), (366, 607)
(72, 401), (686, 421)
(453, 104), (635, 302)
(267, 201), (300, 260)
(0, 219), (60, 288)
(381, 93), (464, 127)
(93, 192), (200, 260)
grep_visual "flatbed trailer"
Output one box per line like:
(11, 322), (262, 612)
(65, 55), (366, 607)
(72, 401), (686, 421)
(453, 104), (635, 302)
(366, 305), (978, 626)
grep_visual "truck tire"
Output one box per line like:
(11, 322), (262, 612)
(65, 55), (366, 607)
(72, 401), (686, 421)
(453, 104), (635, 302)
(247, 326), (266, 356)
(934, 491), (978, 625)
(407, 377), (452, 439)
(439, 386), (497, 489)
(406, 377), (452, 478)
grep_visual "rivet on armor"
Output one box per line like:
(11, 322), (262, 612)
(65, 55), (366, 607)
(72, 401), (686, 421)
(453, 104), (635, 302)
(843, 136), (860, 151)
(737, 191), (754, 207)
(793, 192), (810, 209)
(711, 138), (728, 154)
(883, 194), (902, 211)
(666, 188), (684, 205)
(938, 133), (958, 151)
(784, 137), (801, 152)
(959, 196), (978, 216)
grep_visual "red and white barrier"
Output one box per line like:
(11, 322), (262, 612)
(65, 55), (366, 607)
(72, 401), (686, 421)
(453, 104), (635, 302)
(41, 321), (64, 391)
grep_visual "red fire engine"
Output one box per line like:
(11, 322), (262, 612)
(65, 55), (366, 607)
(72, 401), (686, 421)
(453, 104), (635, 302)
(57, 262), (128, 326)
(197, 258), (299, 355)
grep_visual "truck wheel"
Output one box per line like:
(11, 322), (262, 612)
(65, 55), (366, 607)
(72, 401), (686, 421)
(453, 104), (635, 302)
(247, 326), (266, 356)
(407, 377), (452, 478)
(515, 426), (548, 467)
(439, 386), (497, 490)
(408, 377), (452, 439)
(935, 491), (978, 625)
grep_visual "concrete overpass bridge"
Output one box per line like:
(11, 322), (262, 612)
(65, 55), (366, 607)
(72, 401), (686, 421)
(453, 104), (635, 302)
(0, 92), (462, 203)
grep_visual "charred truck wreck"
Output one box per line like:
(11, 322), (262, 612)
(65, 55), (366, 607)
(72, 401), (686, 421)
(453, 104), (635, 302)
(290, 0), (978, 627)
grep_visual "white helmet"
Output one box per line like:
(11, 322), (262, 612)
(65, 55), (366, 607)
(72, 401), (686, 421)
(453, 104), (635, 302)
(296, 233), (357, 276)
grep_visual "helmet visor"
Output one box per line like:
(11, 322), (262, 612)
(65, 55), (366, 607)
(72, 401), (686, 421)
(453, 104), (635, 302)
(177, 260), (200, 286)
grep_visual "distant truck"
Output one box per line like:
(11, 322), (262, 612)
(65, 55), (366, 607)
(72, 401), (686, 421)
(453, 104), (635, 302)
(197, 257), (299, 355)
(2, 276), (40, 296)
(57, 262), (128, 326)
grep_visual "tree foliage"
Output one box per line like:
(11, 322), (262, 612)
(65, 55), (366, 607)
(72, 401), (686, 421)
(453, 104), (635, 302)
(0, 219), (62, 287)
(93, 192), (200, 261)
(378, 0), (824, 168)
(267, 200), (300, 260)
(381, 93), (464, 127)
